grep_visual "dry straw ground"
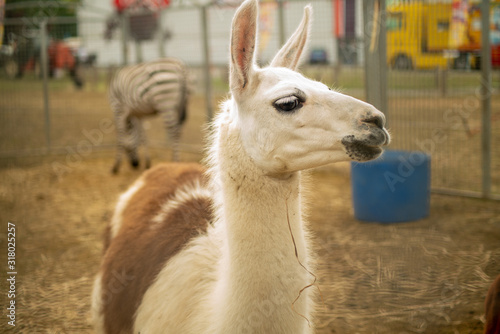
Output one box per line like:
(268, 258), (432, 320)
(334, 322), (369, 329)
(0, 154), (499, 334)
(0, 74), (499, 333)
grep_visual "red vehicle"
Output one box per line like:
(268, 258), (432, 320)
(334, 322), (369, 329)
(26, 39), (82, 87)
(454, 1), (500, 69)
(5, 34), (82, 87)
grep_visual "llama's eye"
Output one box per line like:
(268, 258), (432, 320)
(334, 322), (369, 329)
(273, 95), (303, 113)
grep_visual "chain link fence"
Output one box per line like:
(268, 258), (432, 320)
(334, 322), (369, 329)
(384, 1), (500, 199)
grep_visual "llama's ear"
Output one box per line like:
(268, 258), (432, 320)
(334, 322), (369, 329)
(270, 5), (312, 70)
(230, 0), (258, 94)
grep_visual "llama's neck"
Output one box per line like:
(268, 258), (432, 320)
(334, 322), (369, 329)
(207, 105), (313, 333)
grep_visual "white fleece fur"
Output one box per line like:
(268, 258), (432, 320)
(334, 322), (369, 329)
(109, 178), (144, 239)
(151, 178), (212, 228)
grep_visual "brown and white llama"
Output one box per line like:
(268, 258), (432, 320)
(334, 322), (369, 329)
(91, 0), (390, 333)
(484, 274), (500, 334)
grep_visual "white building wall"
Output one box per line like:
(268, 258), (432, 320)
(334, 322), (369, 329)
(78, 0), (343, 67)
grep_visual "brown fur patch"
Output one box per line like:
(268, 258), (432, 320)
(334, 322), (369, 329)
(99, 163), (213, 334)
(485, 274), (500, 334)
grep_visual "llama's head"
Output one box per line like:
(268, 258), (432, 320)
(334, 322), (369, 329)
(228, 0), (390, 175)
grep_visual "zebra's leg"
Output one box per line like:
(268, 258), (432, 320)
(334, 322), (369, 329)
(111, 105), (126, 174)
(126, 116), (140, 169)
(160, 110), (182, 162)
(138, 120), (151, 169)
(111, 150), (122, 174)
(168, 125), (181, 162)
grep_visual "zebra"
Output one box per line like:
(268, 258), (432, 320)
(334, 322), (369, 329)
(109, 58), (189, 174)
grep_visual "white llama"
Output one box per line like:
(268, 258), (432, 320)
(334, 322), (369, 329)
(91, 0), (390, 333)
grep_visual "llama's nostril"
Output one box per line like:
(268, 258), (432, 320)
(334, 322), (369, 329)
(362, 115), (384, 129)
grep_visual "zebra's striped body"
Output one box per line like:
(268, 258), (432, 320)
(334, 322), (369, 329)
(109, 58), (189, 174)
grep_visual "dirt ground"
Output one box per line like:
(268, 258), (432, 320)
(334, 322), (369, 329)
(0, 152), (499, 334)
(0, 73), (499, 333)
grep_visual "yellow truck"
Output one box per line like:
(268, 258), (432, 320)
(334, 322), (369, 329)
(387, 1), (500, 70)
(386, 2), (452, 70)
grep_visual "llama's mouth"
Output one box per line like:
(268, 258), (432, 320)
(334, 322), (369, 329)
(341, 135), (384, 162)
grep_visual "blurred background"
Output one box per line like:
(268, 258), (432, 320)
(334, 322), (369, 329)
(0, 0), (499, 333)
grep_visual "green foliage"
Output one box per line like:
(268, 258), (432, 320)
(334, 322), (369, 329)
(6, 0), (80, 19)
(5, 0), (81, 39)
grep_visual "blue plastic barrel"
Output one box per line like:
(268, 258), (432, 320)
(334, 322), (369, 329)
(350, 150), (431, 223)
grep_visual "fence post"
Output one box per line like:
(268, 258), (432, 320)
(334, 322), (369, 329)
(40, 19), (51, 151)
(201, 5), (213, 122)
(436, 67), (447, 97)
(363, 0), (387, 121)
(277, 0), (285, 47)
(120, 10), (129, 66)
(158, 8), (166, 58)
(480, 0), (491, 198)
(135, 41), (143, 63)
